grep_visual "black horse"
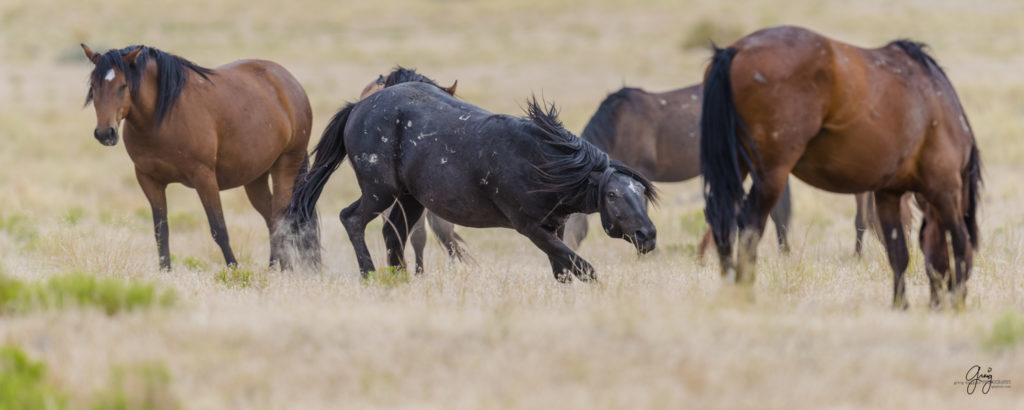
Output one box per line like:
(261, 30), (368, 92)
(563, 85), (791, 255)
(285, 82), (658, 281)
(359, 67), (471, 273)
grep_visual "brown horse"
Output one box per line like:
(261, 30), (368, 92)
(700, 26), (981, 309)
(563, 85), (792, 255)
(82, 44), (313, 270)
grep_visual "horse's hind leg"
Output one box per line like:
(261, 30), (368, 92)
(917, 199), (950, 310)
(735, 171), (790, 284)
(921, 190), (972, 309)
(875, 191), (911, 310)
(769, 180), (792, 254)
(268, 150), (309, 270)
(243, 173), (279, 268)
(382, 195), (425, 273)
(409, 213), (426, 274)
(192, 169), (238, 267)
(340, 195), (396, 277)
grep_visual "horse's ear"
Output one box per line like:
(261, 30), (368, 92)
(123, 47), (143, 64)
(81, 44), (99, 64)
(444, 80), (458, 96)
(376, 75), (385, 85)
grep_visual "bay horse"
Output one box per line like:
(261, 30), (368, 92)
(356, 68), (471, 273)
(700, 26), (982, 309)
(81, 44), (313, 270)
(563, 84), (792, 255)
(285, 82), (658, 281)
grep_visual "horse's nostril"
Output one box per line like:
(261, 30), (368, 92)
(634, 230), (647, 242)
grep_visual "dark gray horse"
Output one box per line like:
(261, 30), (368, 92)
(563, 85), (791, 256)
(285, 82), (658, 281)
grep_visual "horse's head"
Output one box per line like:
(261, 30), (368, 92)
(359, 68), (458, 100)
(82, 44), (143, 146)
(359, 75), (386, 99)
(595, 167), (657, 254)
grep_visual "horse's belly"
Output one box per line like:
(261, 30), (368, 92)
(791, 135), (906, 193)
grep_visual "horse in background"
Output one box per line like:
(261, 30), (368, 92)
(285, 81), (658, 281)
(700, 26), (981, 309)
(81, 44), (313, 271)
(564, 85), (791, 254)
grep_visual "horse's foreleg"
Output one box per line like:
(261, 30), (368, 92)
(854, 193), (869, 257)
(559, 213), (589, 251)
(193, 170), (237, 267)
(136, 171), (171, 271)
(769, 180), (792, 254)
(520, 225), (595, 282)
(382, 196), (424, 273)
(876, 191), (911, 310)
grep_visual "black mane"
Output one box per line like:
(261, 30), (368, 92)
(526, 98), (658, 210)
(383, 66), (444, 89)
(86, 45), (213, 127)
(579, 87), (643, 151)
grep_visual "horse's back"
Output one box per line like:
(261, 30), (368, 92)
(725, 26), (968, 192)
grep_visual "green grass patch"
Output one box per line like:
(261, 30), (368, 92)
(173, 255), (208, 272)
(60, 207), (86, 225)
(983, 311), (1024, 351)
(0, 272), (176, 315)
(214, 267), (266, 289)
(364, 266), (411, 288)
(0, 212), (38, 243)
(90, 362), (178, 410)
(679, 209), (707, 237)
(0, 345), (68, 410)
(1, 345), (178, 410)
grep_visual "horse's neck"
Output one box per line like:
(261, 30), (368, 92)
(124, 66), (161, 131)
(575, 186), (601, 215)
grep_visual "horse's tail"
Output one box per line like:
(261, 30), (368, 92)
(964, 143), (982, 249)
(283, 103), (356, 265)
(700, 45), (755, 251)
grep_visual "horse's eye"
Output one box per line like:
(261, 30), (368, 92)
(119, 84), (128, 91)
(607, 191), (619, 200)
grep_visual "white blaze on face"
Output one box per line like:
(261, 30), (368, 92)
(104, 69), (116, 82)
(627, 179), (644, 196)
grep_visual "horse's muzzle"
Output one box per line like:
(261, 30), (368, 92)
(632, 227), (657, 254)
(94, 127), (119, 146)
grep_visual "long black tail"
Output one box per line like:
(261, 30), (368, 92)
(964, 143), (982, 248)
(700, 46), (754, 251)
(283, 103), (356, 265)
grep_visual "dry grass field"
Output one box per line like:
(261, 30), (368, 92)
(2, 0), (1024, 408)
